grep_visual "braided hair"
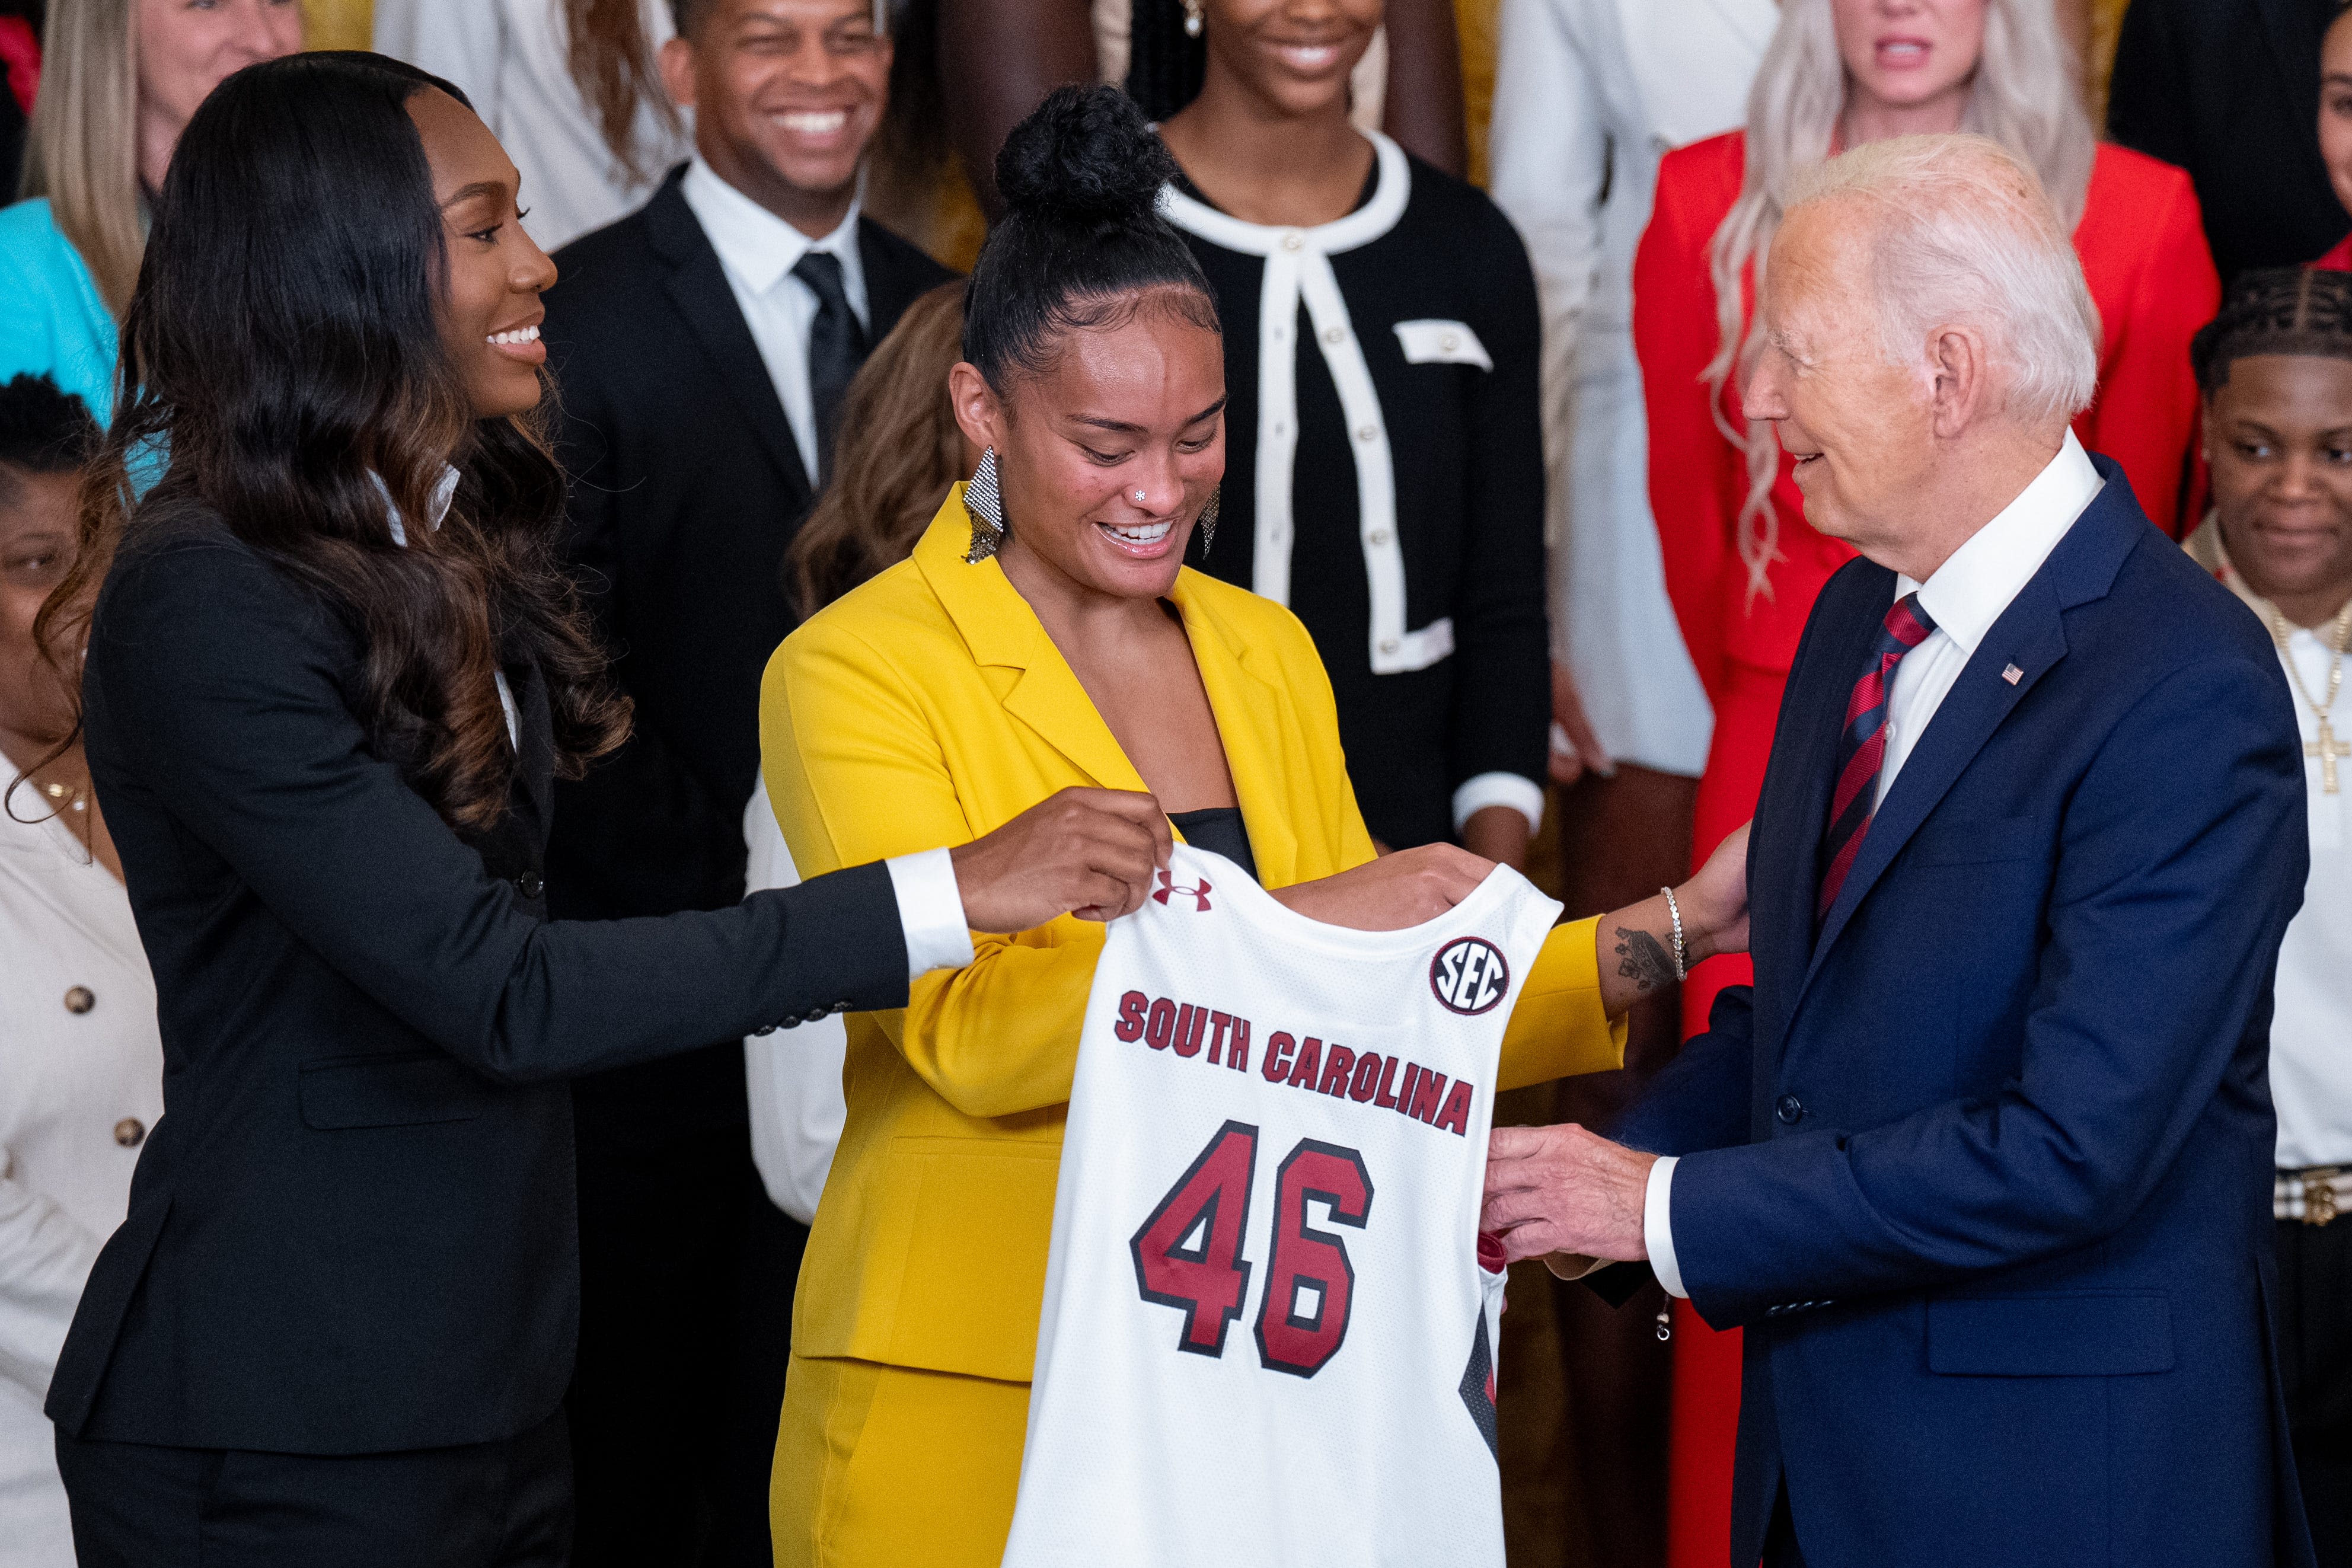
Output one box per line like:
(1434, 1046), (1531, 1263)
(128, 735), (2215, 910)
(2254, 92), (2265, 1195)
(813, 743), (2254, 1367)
(2191, 267), (2352, 394)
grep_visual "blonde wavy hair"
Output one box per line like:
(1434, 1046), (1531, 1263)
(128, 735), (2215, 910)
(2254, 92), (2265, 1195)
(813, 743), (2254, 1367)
(20, 0), (143, 318)
(1706, 0), (2095, 603)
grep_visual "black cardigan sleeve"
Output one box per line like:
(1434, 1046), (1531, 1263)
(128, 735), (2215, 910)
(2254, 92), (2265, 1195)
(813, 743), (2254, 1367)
(87, 532), (911, 1086)
(1444, 200), (1553, 806)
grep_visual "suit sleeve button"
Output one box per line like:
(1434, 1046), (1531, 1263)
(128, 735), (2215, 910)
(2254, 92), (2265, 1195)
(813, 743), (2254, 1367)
(65, 986), (95, 1014)
(114, 1117), (145, 1148)
(1775, 1094), (1805, 1125)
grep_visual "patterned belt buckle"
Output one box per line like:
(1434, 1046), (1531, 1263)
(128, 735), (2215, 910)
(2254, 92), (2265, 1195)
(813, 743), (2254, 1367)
(2306, 1167), (2341, 1227)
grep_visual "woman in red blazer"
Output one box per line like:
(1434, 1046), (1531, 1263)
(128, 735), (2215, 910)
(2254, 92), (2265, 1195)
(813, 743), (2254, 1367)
(1632, 3), (2217, 1565)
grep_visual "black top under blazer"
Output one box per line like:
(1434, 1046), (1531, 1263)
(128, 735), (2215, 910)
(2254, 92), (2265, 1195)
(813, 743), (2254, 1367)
(539, 168), (952, 1141)
(1165, 138), (1550, 850)
(46, 504), (911, 1455)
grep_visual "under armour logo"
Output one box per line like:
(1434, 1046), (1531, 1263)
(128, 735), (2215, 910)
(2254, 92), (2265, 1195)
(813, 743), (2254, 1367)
(1152, 867), (1213, 912)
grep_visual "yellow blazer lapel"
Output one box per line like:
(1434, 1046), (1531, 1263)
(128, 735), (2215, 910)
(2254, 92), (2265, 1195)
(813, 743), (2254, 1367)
(914, 488), (1150, 794)
(1172, 570), (1303, 887)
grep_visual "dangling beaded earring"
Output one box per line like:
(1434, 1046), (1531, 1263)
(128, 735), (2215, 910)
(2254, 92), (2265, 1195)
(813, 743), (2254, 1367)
(1196, 487), (1220, 557)
(965, 446), (1007, 564)
(1182, 0), (1204, 37)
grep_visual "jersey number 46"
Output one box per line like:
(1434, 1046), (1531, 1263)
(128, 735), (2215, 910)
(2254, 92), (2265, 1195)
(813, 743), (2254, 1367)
(1129, 1120), (1374, 1378)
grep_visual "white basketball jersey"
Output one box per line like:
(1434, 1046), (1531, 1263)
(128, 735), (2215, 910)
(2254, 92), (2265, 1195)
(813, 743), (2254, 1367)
(1003, 846), (1563, 1568)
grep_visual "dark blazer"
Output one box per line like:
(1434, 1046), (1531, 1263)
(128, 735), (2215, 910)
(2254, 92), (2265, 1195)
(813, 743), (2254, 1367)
(2108, 0), (2346, 283)
(46, 508), (911, 1455)
(538, 168), (952, 1138)
(1613, 461), (2316, 1567)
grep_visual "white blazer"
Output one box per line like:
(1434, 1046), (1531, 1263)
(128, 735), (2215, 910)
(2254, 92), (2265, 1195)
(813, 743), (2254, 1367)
(0, 801), (161, 1568)
(373, 0), (693, 253)
(1486, 0), (1776, 776)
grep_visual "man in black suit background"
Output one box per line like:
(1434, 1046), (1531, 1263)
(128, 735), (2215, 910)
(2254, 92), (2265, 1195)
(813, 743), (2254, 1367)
(538, 1), (953, 1560)
(2108, 0), (2347, 284)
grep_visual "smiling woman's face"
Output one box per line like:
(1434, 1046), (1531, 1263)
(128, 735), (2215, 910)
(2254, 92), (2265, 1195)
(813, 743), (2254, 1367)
(952, 291), (1227, 603)
(405, 88), (559, 421)
(1202, 0), (1382, 119)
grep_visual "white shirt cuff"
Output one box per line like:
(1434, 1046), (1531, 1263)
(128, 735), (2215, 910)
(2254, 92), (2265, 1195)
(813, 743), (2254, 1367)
(885, 848), (975, 979)
(1451, 771), (1546, 836)
(1645, 1154), (1687, 1299)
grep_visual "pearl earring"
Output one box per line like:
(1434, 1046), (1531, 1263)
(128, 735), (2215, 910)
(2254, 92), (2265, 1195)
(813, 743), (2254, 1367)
(1182, 0), (1204, 37)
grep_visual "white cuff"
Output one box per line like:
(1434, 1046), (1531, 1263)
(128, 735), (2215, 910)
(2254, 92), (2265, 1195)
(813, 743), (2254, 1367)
(1645, 1154), (1687, 1299)
(1452, 771), (1546, 836)
(885, 848), (976, 979)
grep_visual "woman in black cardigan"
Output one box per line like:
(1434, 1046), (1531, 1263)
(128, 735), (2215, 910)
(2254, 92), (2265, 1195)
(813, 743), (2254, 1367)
(1157, 0), (1550, 863)
(33, 52), (1165, 1567)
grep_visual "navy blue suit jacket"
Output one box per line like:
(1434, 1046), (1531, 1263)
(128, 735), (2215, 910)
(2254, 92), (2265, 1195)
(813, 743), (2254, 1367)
(1616, 459), (2315, 1567)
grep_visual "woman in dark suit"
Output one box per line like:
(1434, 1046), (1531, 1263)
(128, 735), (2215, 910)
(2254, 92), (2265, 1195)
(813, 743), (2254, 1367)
(32, 51), (1166, 1568)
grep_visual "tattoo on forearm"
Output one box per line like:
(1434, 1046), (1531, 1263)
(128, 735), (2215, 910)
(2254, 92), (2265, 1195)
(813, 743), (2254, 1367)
(1614, 926), (1676, 994)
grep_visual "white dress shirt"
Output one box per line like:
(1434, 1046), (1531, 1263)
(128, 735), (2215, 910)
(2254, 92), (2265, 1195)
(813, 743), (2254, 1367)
(0, 794), (162, 1568)
(2188, 520), (2352, 1170)
(1487, 0), (1776, 776)
(681, 158), (870, 492)
(1645, 433), (2106, 1296)
(743, 792), (973, 1223)
(2269, 620), (2352, 1170)
(374, 0), (693, 253)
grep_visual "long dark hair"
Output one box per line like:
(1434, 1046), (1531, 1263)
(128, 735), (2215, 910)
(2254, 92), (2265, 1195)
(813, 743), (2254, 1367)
(964, 84), (1218, 391)
(35, 50), (628, 831)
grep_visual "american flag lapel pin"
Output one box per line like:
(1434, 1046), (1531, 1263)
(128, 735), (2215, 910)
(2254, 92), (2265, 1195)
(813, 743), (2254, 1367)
(2001, 662), (2024, 685)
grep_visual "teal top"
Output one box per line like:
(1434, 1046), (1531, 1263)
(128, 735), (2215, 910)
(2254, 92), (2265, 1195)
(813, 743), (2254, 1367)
(0, 198), (119, 424)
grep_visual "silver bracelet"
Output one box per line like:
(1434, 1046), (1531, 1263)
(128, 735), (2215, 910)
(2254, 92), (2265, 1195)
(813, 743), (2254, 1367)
(1659, 886), (1687, 983)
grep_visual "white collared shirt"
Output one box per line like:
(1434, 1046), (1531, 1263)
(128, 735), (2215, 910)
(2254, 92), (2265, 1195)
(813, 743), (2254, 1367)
(1878, 431), (2107, 808)
(2271, 620), (2352, 1167)
(382, 466), (521, 750)
(681, 157), (869, 490)
(1643, 432), (2107, 1298)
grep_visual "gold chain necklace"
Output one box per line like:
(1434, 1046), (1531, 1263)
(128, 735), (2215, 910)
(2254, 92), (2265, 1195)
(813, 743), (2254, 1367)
(2267, 600), (2352, 795)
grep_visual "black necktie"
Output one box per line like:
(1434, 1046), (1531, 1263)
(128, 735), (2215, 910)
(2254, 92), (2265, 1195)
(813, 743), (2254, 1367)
(792, 249), (864, 488)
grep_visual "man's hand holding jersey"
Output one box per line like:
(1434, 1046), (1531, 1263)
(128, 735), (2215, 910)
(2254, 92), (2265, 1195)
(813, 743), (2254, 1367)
(1478, 822), (1755, 1267)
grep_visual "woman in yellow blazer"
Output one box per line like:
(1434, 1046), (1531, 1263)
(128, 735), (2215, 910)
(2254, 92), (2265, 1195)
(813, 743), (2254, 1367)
(759, 88), (1749, 1567)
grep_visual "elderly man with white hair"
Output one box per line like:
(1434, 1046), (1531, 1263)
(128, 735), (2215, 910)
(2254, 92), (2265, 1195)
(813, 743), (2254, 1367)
(1484, 134), (2318, 1568)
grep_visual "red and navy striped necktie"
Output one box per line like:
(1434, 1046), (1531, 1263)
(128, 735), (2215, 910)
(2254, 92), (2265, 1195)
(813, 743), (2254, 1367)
(1818, 593), (1938, 919)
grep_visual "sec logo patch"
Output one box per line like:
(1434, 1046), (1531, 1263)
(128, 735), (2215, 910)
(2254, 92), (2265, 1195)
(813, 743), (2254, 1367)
(1429, 937), (1510, 1015)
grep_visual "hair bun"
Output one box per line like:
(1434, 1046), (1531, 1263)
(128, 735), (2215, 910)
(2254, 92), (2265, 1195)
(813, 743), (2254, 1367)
(995, 85), (1175, 228)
